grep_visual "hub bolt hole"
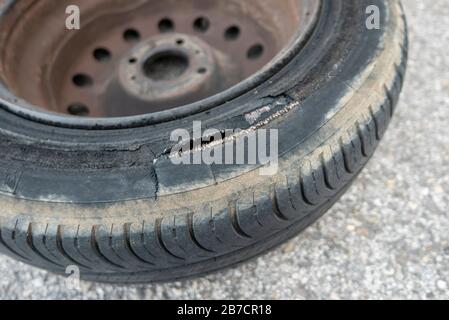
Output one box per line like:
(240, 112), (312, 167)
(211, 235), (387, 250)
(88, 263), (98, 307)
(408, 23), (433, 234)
(247, 44), (264, 60)
(72, 74), (93, 87)
(225, 26), (241, 41)
(198, 67), (207, 74)
(193, 17), (210, 33)
(93, 48), (112, 62)
(67, 103), (89, 116)
(124, 29), (141, 42)
(158, 18), (175, 33)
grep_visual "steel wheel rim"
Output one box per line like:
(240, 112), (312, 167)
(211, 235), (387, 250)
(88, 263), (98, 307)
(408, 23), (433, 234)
(0, 0), (321, 129)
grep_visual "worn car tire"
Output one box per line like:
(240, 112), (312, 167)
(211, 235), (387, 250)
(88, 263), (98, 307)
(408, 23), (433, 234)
(0, 0), (407, 283)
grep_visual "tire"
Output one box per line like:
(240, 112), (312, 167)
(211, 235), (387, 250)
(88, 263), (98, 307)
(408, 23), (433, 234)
(0, 0), (407, 283)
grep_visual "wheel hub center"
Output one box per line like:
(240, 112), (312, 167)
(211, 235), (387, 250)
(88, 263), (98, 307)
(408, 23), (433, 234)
(143, 51), (189, 81)
(118, 33), (216, 105)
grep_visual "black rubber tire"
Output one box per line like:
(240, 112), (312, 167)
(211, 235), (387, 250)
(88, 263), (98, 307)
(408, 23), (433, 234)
(0, 0), (407, 283)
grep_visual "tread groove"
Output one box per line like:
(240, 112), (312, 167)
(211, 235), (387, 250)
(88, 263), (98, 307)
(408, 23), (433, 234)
(25, 224), (65, 268)
(187, 213), (215, 253)
(271, 187), (290, 222)
(0, 228), (30, 261)
(155, 219), (185, 261)
(123, 223), (156, 266)
(55, 226), (91, 270)
(320, 153), (335, 190)
(229, 201), (252, 239)
(90, 226), (125, 269)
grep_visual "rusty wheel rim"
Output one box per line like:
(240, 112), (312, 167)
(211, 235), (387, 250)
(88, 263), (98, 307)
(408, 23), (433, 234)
(0, 0), (321, 128)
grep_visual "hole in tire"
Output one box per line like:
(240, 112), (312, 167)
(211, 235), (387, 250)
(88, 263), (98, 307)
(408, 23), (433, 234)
(143, 50), (189, 81)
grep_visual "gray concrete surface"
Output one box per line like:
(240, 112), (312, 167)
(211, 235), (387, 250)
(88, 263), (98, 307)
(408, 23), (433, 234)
(0, 0), (448, 300)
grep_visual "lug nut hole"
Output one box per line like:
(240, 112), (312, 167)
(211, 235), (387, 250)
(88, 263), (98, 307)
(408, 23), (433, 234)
(225, 26), (241, 41)
(158, 18), (175, 33)
(67, 103), (89, 116)
(93, 48), (112, 62)
(124, 29), (141, 42)
(193, 17), (210, 33)
(247, 44), (264, 60)
(72, 74), (93, 87)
